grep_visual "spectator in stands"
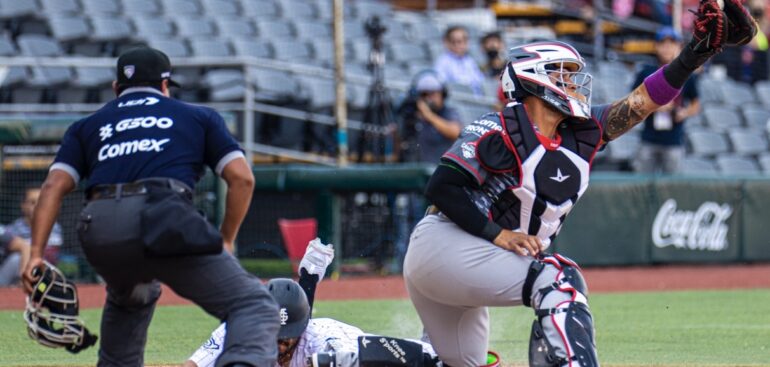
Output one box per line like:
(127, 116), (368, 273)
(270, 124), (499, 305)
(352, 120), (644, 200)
(480, 31), (506, 78)
(397, 71), (462, 164)
(8, 184), (63, 265)
(0, 226), (30, 286)
(434, 26), (485, 96)
(632, 27), (700, 174)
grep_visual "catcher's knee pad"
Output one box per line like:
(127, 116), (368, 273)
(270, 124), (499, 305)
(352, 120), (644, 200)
(522, 254), (598, 367)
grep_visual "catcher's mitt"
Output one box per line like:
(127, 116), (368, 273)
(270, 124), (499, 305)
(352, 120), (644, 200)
(723, 0), (758, 46)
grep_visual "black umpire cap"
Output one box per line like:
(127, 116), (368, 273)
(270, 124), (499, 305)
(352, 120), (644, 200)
(116, 46), (180, 88)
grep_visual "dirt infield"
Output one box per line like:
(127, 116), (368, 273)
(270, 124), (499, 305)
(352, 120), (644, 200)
(1, 263), (769, 310)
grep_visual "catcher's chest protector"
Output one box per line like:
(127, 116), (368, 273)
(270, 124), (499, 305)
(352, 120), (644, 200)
(475, 105), (602, 248)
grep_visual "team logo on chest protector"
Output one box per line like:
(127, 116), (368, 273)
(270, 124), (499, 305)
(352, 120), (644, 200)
(533, 151), (580, 205)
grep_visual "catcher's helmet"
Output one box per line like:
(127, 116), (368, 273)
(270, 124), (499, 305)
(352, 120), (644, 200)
(501, 41), (592, 119)
(268, 278), (310, 339)
(23, 262), (97, 353)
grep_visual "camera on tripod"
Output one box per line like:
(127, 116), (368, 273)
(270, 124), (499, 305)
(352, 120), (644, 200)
(364, 16), (387, 45)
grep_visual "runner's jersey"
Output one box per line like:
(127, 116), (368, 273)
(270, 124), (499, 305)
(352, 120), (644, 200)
(442, 103), (609, 249)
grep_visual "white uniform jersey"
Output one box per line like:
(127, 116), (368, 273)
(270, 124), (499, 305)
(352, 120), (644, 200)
(188, 318), (436, 367)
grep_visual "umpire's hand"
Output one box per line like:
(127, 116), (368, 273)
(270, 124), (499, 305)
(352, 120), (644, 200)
(21, 257), (45, 295)
(493, 230), (542, 256)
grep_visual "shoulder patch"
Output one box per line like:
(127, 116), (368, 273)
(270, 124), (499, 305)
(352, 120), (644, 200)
(476, 132), (518, 173)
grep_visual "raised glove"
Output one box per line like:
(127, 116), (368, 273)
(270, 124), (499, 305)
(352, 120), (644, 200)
(723, 0), (758, 46)
(299, 238), (334, 279)
(686, 0), (727, 65)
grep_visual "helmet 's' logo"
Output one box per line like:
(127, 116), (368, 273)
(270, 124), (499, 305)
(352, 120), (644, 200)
(279, 308), (289, 325)
(123, 65), (135, 79)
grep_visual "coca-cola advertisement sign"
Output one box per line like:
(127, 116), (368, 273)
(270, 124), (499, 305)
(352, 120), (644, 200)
(652, 199), (732, 251)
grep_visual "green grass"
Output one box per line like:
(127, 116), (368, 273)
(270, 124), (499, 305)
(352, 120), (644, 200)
(1, 289), (769, 366)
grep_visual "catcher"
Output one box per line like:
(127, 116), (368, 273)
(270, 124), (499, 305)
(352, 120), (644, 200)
(184, 239), (501, 367)
(403, 1), (756, 367)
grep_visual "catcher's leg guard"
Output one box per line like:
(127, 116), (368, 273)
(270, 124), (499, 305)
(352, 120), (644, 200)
(523, 254), (598, 367)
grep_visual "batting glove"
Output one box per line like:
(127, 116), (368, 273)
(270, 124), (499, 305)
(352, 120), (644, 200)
(299, 238), (335, 280)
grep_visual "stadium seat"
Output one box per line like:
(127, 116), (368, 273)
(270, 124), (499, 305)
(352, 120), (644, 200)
(379, 19), (409, 42)
(296, 75), (336, 110)
(741, 105), (770, 129)
(0, 34), (17, 56)
(697, 77), (724, 104)
(679, 156), (718, 175)
(40, 0), (81, 14)
(200, 0), (240, 17)
(232, 39), (273, 59)
(17, 35), (64, 56)
(239, 0), (281, 19)
(0, 66), (28, 87)
(351, 0), (393, 20)
(310, 39), (334, 66)
(47, 16), (91, 42)
(0, 0), (39, 20)
(446, 82), (476, 98)
(755, 81), (770, 109)
(407, 21), (443, 43)
(121, 0), (161, 16)
(189, 39), (232, 57)
(255, 20), (295, 39)
(686, 130), (730, 157)
(28, 66), (74, 87)
(758, 153), (770, 174)
(715, 155), (761, 175)
(406, 62), (436, 79)
(146, 38), (190, 58)
(81, 0), (120, 15)
(347, 38), (373, 64)
(605, 132), (641, 162)
(160, 0), (202, 16)
(425, 42), (444, 60)
(727, 129), (768, 156)
(133, 18), (176, 39)
(203, 69), (246, 102)
(382, 63), (410, 83)
(90, 17), (134, 42)
(11, 87), (46, 103)
(249, 68), (301, 104)
(174, 18), (217, 39)
(293, 20), (332, 40)
(721, 81), (757, 107)
(702, 105), (743, 131)
(215, 18), (256, 39)
(279, 0), (317, 19)
(73, 67), (114, 88)
(387, 43), (429, 64)
(56, 88), (90, 103)
(272, 39), (313, 62)
(455, 102), (495, 125)
(343, 20), (367, 40)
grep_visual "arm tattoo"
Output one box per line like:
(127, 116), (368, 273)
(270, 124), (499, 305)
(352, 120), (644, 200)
(604, 87), (654, 141)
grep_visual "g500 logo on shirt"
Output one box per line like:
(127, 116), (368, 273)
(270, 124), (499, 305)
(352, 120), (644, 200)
(99, 116), (174, 141)
(98, 139), (170, 161)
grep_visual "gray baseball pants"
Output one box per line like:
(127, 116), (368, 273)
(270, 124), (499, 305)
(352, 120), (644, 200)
(404, 214), (571, 367)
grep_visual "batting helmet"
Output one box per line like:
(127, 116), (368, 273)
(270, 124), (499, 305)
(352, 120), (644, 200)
(501, 41), (592, 120)
(24, 262), (97, 353)
(268, 278), (311, 339)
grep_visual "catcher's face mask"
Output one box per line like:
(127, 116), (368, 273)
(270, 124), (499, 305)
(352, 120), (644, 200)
(23, 262), (97, 354)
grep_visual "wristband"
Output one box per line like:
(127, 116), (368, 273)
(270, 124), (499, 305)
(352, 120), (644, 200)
(481, 221), (503, 242)
(643, 66), (683, 106)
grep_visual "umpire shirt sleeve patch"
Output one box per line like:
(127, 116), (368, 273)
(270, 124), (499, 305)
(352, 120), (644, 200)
(49, 162), (81, 184)
(215, 150), (246, 176)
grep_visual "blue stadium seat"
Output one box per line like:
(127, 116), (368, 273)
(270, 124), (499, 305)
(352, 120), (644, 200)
(0, 66), (28, 87)
(174, 18), (217, 39)
(189, 39), (232, 57)
(455, 102), (494, 126)
(686, 130), (730, 157)
(296, 75), (336, 110)
(40, 0), (81, 14)
(758, 153), (770, 174)
(388, 43), (429, 64)
(715, 155), (761, 175)
(279, 0), (317, 19)
(702, 105), (743, 131)
(755, 81), (770, 109)
(255, 20), (295, 39)
(0, 33), (17, 56)
(232, 39), (273, 59)
(215, 18), (256, 39)
(47, 16), (91, 42)
(697, 77), (724, 104)
(272, 39), (312, 62)
(741, 105), (770, 129)
(727, 129), (769, 156)
(81, 0), (120, 15)
(17, 35), (64, 56)
(351, 0), (392, 20)
(121, 0), (161, 16)
(160, 0), (202, 16)
(310, 39), (334, 66)
(249, 67), (301, 104)
(73, 67), (114, 88)
(133, 18), (176, 39)
(605, 132), (641, 163)
(201, 0), (240, 17)
(90, 17), (134, 42)
(408, 21), (443, 43)
(0, 0), (39, 20)
(721, 81), (756, 107)
(293, 20), (332, 40)
(203, 69), (246, 102)
(146, 38), (190, 58)
(239, 0), (281, 19)
(679, 156), (718, 175)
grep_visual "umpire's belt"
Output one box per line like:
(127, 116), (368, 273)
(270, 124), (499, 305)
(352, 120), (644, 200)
(87, 178), (192, 201)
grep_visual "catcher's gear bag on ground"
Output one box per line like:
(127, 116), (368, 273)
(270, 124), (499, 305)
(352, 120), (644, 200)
(23, 262), (97, 353)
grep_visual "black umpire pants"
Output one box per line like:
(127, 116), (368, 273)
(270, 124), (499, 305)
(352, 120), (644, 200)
(79, 181), (279, 367)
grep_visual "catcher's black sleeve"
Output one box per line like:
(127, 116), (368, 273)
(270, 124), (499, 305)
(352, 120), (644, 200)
(425, 161), (502, 242)
(298, 269), (319, 311)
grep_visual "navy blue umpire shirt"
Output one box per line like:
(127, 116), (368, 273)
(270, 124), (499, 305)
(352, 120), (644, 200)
(52, 87), (245, 189)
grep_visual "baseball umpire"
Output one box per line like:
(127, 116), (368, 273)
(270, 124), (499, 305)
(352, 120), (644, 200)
(404, 1), (756, 366)
(21, 46), (280, 367)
